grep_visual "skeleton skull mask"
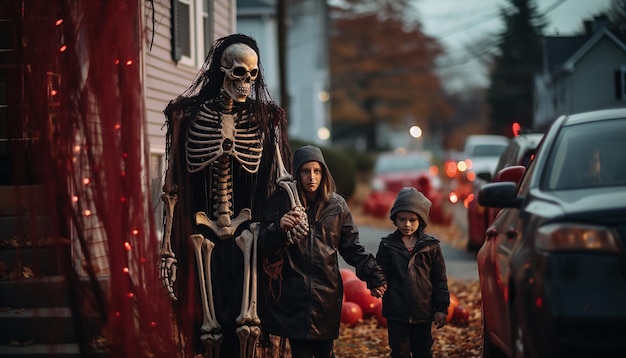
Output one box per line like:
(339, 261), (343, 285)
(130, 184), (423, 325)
(220, 43), (259, 102)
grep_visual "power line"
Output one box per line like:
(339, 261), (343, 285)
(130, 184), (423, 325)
(434, 0), (568, 39)
(431, 0), (569, 69)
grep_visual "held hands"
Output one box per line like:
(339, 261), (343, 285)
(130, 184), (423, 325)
(370, 283), (387, 298)
(280, 208), (309, 244)
(433, 311), (447, 329)
(160, 256), (178, 301)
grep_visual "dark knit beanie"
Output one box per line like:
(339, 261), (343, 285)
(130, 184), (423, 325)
(293, 145), (326, 172)
(390, 187), (432, 225)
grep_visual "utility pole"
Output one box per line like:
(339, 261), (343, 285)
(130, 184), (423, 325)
(277, 0), (289, 113)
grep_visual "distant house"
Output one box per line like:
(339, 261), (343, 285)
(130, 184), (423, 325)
(237, 0), (331, 145)
(534, 16), (626, 129)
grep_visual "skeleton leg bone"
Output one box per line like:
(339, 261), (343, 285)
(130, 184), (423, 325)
(235, 223), (261, 357)
(236, 325), (261, 358)
(190, 234), (223, 358)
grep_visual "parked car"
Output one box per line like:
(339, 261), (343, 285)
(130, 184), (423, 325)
(466, 132), (543, 251)
(477, 108), (626, 357)
(363, 150), (450, 225)
(446, 134), (509, 205)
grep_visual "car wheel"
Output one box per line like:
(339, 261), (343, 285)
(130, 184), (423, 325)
(482, 317), (506, 358)
(511, 298), (527, 358)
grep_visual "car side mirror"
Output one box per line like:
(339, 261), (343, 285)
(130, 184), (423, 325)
(476, 172), (492, 182)
(478, 182), (521, 208)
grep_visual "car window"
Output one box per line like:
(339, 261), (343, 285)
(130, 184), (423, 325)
(469, 144), (508, 157)
(375, 155), (430, 174)
(544, 117), (626, 190)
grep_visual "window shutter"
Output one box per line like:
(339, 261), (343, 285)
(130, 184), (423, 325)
(171, 0), (182, 62)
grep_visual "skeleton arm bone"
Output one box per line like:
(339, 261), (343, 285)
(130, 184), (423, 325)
(274, 142), (309, 243)
(160, 193), (178, 300)
(160, 106), (183, 301)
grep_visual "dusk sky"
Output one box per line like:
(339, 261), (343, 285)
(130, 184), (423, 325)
(413, 0), (613, 90)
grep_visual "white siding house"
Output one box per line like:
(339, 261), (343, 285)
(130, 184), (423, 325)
(141, 0), (236, 218)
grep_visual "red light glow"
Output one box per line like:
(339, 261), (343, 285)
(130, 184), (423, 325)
(512, 122), (522, 136)
(445, 161), (457, 178)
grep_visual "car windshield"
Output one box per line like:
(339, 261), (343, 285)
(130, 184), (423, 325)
(545, 117), (626, 190)
(375, 154), (431, 174)
(469, 144), (508, 157)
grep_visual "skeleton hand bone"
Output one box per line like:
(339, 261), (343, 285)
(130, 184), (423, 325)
(287, 222), (308, 244)
(160, 256), (178, 301)
(282, 207), (309, 245)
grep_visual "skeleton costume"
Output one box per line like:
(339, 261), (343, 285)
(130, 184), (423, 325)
(161, 34), (291, 358)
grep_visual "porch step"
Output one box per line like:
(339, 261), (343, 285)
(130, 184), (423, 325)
(0, 343), (79, 358)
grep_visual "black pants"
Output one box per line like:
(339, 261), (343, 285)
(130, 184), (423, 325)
(387, 320), (433, 358)
(288, 338), (335, 358)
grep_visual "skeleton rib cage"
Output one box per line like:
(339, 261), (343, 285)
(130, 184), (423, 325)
(185, 102), (263, 174)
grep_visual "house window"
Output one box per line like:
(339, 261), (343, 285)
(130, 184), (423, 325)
(171, 0), (212, 67)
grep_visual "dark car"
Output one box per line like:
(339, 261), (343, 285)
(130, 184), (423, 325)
(363, 150), (450, 224)
(477, 108), (626, 357)
(466, 132), (543, 251)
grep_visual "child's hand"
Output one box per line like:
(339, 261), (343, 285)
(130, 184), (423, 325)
(370, 284), (387, 298)
(433, 311), (447, 329)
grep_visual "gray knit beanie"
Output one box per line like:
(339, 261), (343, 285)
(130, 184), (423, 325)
(293, 145), (326, 172)
(390, 187), (432, 225)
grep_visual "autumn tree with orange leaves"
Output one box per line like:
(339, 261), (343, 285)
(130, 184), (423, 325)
(329, 0), (453, 151)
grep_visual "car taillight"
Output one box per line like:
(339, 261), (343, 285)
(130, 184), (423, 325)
(445, 161), (457, 178)
(535, 224), (619, 252)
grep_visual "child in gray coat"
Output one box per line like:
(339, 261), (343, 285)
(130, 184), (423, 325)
(376, 187), (450, 358)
